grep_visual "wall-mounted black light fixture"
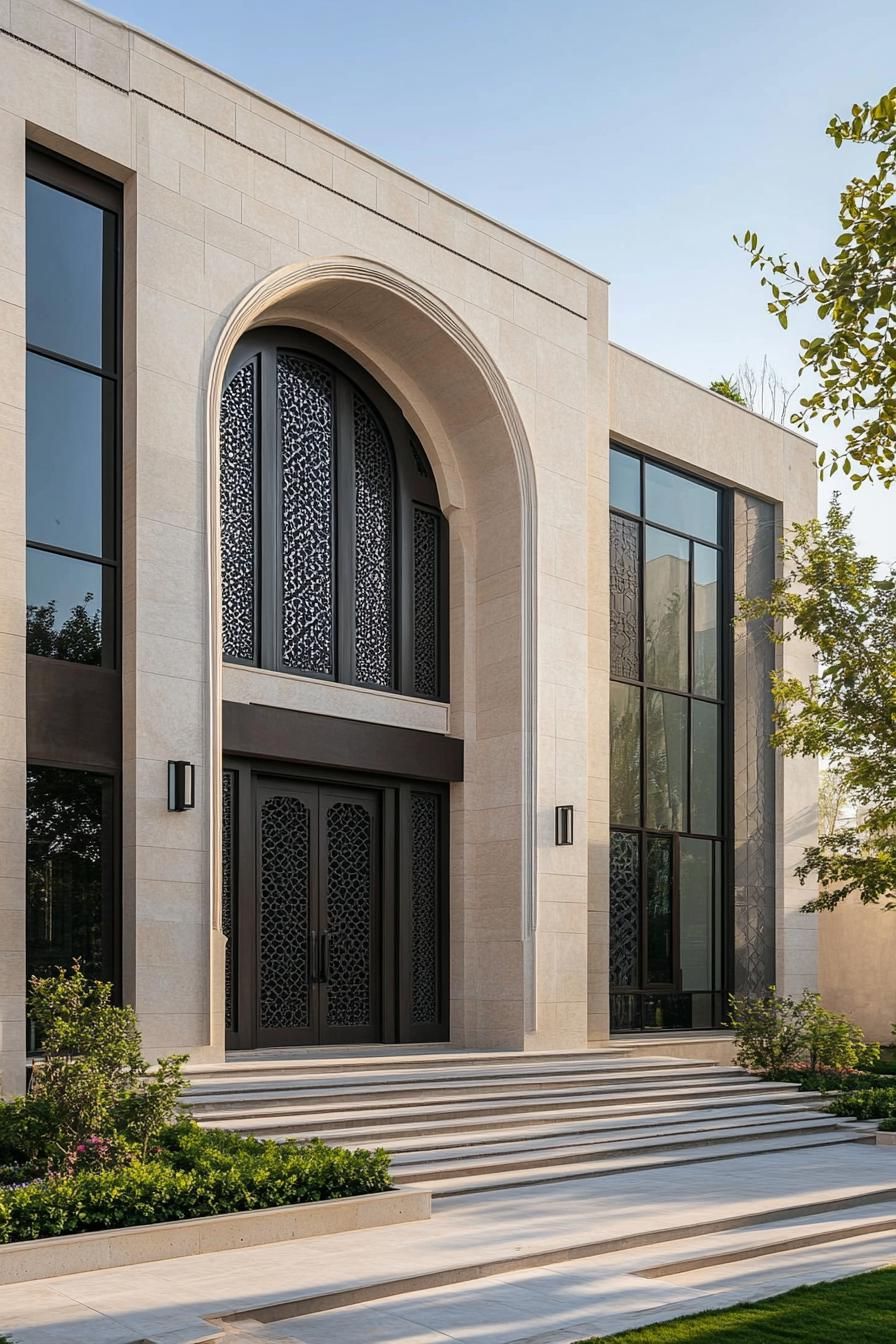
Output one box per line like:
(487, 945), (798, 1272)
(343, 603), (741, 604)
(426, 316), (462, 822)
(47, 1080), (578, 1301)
(168, 760), (196, 812)
(555, 804), (574, 846)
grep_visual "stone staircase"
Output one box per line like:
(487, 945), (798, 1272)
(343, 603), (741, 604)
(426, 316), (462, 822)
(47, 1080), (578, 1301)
(182, 1047), (874, 1195)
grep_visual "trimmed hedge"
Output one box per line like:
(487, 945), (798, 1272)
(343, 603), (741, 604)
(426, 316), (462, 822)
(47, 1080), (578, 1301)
(765, 1067), (896, 1094)
(0, 1122), (391, 1243)
(826, 1089), (896, 1122)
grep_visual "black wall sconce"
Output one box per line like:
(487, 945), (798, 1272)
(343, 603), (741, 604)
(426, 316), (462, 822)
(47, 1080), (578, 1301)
(555, 804), (574, 846)
(168, 760), (196, 812)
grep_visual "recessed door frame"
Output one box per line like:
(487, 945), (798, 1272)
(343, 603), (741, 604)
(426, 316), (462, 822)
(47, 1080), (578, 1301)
(223, 755), (448, 1050)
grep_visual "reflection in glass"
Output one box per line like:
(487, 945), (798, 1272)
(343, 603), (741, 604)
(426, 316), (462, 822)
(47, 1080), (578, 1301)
(680, 837), (713, 991)
(26, 177), (112, 369)
(693, 544), (719, 697)
(26, 766), (111, 987)
(610, 682), (640, 826)
(646, 836), (673, 983)
(645, 461), (718, 544)
(26, 353), (105, 555)
(691, 699), (720, 835)
(646, 690), (688, 831)
(26, 548), (104, 664)
(610, 446), (640, 514)
(645, 527), (689, 691)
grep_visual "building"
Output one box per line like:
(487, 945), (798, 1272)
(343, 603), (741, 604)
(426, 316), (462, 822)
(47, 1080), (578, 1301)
(0, 0), (819, 1094)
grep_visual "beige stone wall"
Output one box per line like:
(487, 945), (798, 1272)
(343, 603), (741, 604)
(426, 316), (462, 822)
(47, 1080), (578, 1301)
(819, 897), (896, 1044)
(0, 0), (820, 1075)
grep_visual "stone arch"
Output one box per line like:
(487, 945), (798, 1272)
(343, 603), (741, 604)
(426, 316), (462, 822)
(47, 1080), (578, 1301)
(205, 257), (538, 1048)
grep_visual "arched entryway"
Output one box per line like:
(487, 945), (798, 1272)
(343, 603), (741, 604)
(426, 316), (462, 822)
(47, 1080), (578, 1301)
(205, 258), (537, 1052)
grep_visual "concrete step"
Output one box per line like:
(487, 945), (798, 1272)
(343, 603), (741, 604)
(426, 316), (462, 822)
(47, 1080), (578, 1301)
(415, 1128), (874, 1196)
(193, 1081), (821, 1135)
(184, 1046), (633, 1081)
(383, 1107), (841, 1166)
(184, 1058), (738, 1106)
(392, 1115), (857, 1182)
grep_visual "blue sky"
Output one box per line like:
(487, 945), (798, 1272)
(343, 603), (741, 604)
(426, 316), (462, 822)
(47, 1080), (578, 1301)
(108, 0), (896, 557)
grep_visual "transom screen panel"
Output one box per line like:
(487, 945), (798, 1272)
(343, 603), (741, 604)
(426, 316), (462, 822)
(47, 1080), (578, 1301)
(220, 329), (447, 700)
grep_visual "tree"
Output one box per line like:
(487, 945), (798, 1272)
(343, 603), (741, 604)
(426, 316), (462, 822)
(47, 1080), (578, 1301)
(818, 766), (853, 838)
(712, 358), (798, 424)
(738, 86), (896, 488)
(26, 595), (102, 664)
(739, 497), (896, 910)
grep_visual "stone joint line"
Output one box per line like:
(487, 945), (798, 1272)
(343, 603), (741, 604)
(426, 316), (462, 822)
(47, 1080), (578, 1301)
(0, 26), (586, 322)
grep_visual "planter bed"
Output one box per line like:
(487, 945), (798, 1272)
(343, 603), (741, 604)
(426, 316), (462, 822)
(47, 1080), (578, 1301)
(0, 1186), (430, 1284)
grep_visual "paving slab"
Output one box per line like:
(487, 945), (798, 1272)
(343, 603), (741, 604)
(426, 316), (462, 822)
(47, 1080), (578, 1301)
(1, 1144), (895, 1344)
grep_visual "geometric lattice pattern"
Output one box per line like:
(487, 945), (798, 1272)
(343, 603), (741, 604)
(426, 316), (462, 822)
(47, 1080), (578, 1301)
(259, 794), (311, 1031)
(610, 513), (640, 680)
(278, 353), (335, 675)
(410, 792), (440, 1024)
(353, 394), (394, 688)
(609, 830), (640, 989)
(412, 506), (439, 697)
(220, 361), (256, 661)
(222, 770), (235, 1033)
(325, 801), (373, 1028)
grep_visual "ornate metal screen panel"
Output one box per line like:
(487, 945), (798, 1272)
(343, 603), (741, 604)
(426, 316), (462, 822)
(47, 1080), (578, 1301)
(258, 795), (311, 1031)
(220, 362), (256, 661)
(412, 507), (439, 697)
(222, 770), (236, 1033)
(325, 801), (373, 1027)
(410, 792), (440, 1024)
(353, 395), (394, 687)
(609, 830), (640, 988)
(610, 513), (640, 680)
(278, 354), (335, 674)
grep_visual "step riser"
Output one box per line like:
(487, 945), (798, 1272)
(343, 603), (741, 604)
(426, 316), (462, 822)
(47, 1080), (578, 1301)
(194, 1090), (818, 1135)
(184, 1068), (748, 1108)
(292, 1104), (832, 1152)
(421, 1131), (875, 1197)
(392, 1120), (857, 1180)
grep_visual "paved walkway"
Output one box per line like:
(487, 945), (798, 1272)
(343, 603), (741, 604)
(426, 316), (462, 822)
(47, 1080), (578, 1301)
(3, 1145), (896, 1344)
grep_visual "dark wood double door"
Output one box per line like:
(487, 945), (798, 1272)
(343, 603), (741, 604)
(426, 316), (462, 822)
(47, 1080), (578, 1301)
(222, 763), (447, 1049)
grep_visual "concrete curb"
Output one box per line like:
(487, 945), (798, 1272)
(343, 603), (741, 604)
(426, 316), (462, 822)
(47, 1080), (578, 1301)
(0, 1187), (430, 1285)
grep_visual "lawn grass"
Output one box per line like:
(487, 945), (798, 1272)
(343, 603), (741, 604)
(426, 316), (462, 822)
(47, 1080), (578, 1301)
(575, 1266), (896, 1342)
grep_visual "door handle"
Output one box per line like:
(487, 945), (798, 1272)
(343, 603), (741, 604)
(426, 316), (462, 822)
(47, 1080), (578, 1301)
(308, 930), (318, 983)
(319, 931), (330, 984)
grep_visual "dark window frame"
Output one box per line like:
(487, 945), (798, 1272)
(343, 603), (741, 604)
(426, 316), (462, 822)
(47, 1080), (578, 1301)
(24, 146), (123, 1026)
(25, 146), (122, 673)
(222, 328), (449, 701)
(609, 442), (733, 1030)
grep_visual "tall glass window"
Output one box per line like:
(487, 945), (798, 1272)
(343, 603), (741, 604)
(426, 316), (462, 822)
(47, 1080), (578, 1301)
(26, 766), (116, 1050)
(609, 444), (727, 1031)
(24, 149), (122, 1029)
(25, 154), (119, 667)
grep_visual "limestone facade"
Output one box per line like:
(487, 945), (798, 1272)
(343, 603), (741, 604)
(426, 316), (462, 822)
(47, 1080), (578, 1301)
(0, 0), (819, 1091)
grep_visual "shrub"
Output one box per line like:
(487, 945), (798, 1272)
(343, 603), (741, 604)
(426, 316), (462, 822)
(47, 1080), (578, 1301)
(802, 994), (879, 1072)
(728, 987), (877, 1075)
(826, 1089), (896, 1122)
(727, 987), (811, 1072)
(879, 1117), (896, 1132)
(26, 964), (187, 1172)
(0, 1122), (391, 1242)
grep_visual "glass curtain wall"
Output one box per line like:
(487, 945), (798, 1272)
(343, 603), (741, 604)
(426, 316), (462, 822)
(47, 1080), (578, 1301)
(609, 445), (727, 1031)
